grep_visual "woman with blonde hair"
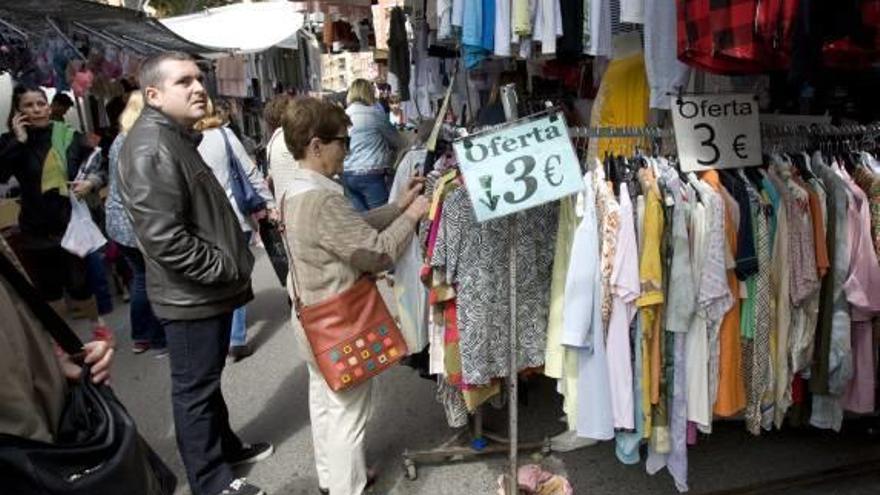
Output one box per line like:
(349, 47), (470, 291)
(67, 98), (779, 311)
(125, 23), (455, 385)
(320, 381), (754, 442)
(105, 92), (167, 355)
(196, 98), (276, 362)
(343, 78), (404, 212)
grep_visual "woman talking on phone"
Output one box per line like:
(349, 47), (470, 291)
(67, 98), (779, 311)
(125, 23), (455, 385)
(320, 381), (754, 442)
(0, 84), (110, 340)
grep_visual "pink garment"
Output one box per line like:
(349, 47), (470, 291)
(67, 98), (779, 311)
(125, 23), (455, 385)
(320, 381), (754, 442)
(606, 183), (640, 429)
(843, 322), (875, 413)
(502, 464), (573, 495)
(687, 421), (698, 446)
(842, 179), (880, 320)
(841, 179), (880, 413)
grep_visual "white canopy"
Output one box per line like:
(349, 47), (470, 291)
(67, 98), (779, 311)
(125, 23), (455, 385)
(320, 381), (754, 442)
(160, 0), (305, 54)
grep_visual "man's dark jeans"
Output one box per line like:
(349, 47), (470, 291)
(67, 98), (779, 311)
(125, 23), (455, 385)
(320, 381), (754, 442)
(163, 313), (243, 495)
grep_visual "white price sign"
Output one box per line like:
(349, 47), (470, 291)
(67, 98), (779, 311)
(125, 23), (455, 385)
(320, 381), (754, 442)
(453, 113), (582, 222)
(671, 93), (762, 172)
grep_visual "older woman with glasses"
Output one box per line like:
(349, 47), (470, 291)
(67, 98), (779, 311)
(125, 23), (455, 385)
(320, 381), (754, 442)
(279, 96), (427, 495)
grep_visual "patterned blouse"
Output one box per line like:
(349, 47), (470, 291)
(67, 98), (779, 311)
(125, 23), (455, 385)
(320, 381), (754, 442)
(432, 187), (558, 386)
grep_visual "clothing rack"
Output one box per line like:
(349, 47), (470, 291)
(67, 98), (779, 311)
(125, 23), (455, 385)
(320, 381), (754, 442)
(402, 85), (552, 491)
(402, 116), (880, 488)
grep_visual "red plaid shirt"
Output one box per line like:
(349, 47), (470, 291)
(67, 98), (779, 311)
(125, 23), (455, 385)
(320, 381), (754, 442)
(678, 0), (800, 74)
(863, 0), (880, 51)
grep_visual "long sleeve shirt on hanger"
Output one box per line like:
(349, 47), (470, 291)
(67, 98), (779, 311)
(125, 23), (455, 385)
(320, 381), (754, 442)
(438, 0), (455, 39)
(534, 0), (563, 55)
(557, 0), (585, 58)
(562, 170), (614, 440)
(645, 0), (691, 109)
(512, 0), (531, 35)
(588, 0), (611, 57)
(810, 157), (852, 432)
(494, 0), (513, 56)
(607, 183), (640, 430)
(620, 0), (645, 23)
(545, 196), (582, 432)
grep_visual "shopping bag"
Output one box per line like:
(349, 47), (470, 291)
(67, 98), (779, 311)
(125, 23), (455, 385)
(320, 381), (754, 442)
(0, 251), (177, 495)
(61, 194), (107, 258)
(258, 218), (288, 287)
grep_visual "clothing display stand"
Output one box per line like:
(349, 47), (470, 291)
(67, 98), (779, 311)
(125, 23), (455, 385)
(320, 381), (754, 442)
(401, 99), (880, 485)
(401, 85), (553, 487)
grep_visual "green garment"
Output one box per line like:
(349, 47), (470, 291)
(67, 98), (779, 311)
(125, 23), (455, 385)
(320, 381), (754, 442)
(40, 122), (76, 196)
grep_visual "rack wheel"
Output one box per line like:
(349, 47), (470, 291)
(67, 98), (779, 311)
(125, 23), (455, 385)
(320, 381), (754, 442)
(404, 459), (418, 481)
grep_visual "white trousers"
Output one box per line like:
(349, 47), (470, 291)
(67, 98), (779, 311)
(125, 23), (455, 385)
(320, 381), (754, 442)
(308, 362), (372, 495)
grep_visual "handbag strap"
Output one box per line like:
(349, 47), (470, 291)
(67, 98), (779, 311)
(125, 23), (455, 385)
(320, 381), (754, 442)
(0, 250), (84, 356)
(219, 127), (241, 179)
(278, 193), (305, 316)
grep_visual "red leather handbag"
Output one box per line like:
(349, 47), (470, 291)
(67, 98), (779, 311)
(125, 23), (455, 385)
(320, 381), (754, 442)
(295, 276), (408, 392)
(280, 199), (407, 392)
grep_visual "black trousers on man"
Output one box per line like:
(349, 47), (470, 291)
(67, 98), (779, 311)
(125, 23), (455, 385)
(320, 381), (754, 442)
(163, 313), (243, 495)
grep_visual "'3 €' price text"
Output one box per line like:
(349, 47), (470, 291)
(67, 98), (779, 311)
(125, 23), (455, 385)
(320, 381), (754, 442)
(477, 154), (565, 211)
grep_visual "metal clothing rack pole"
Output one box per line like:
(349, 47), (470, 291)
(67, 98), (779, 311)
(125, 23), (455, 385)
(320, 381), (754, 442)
(500, 83), (519, 495)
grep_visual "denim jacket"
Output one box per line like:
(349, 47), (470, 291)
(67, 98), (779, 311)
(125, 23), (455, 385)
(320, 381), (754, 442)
(343, 103), (402, 175)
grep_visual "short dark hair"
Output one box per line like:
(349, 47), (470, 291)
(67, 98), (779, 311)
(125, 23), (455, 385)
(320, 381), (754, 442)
(282, 97), (351, 160)
(138, 51), (195, 95)
(8, 84), (47, 129)
(51, 92), (73, 108)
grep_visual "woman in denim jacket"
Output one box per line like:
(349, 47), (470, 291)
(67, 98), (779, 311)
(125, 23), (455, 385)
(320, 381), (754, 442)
(342, 79), (404, 212)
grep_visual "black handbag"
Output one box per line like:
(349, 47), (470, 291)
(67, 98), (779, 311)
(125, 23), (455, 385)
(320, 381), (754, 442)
(222, 127), (267, 215)
(0, 252), (177, 495)
(258, 218), (289, 287)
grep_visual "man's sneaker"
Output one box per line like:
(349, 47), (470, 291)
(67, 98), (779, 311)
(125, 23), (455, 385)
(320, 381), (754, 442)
(152, 347), (169, 359)
(220, 478), (264, 495)
(228, 443), (274, 467)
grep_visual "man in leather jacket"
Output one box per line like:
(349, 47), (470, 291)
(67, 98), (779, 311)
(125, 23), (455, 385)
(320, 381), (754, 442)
(117, 52), (272, 495)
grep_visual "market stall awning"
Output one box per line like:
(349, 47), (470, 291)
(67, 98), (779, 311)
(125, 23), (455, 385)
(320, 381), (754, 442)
(161, 1), (306, 54)
(0, 0), (215, 55)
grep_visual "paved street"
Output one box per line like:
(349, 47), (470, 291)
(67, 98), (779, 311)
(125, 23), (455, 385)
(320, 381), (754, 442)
(72, 247), (880, 495)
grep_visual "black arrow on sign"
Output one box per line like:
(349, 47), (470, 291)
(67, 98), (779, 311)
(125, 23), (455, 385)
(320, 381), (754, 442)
(478, 175), (500, 211)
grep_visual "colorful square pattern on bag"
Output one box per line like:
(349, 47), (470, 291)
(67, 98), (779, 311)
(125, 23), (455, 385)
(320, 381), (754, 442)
(326, 323), (402, 384)
(330, 350), (342, 363)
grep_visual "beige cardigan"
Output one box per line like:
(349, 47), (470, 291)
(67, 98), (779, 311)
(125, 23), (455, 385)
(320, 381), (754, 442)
(281, 168), (416, 360)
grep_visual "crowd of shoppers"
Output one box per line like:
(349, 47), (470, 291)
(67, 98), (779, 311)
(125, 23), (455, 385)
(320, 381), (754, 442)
(0, 50), (424, 495)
